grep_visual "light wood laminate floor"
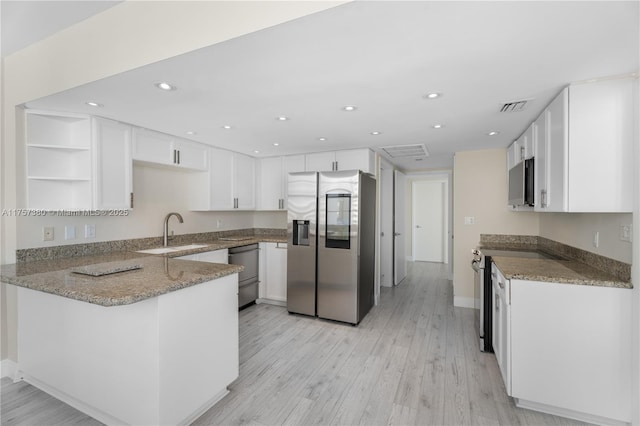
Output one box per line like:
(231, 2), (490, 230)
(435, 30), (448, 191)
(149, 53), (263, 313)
(2, 262), (588, 426)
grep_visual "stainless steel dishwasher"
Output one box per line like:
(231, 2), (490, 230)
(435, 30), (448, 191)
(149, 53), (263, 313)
(228, 244), (259, 309)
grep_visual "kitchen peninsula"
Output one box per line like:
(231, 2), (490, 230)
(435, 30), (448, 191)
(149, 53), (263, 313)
(1, 251), (243, 425)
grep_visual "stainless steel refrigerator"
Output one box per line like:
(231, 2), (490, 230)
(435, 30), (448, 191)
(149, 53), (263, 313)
(287, 170), (376, 325)
(286, 172), (318, 317)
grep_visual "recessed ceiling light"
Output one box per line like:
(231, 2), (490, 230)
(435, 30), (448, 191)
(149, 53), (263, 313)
(424, 92), (442, 99)
(277, 116), (289, 121)
(185, 131), (197, 135)
(371, 131), (381, 135)
(487, 131), (500, 136)
(254, 150), (260, 154)
(343, 105), (357, 111)
(222, 125), (233, 130)
(273, 143), (279, 146)
(432, 124), (444, 129)
(85, 101), (103, 107)
(156, 82), (176, 91)
(318, 137), (327, 141)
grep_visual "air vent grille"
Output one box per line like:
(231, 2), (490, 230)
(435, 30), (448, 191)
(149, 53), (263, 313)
(381, 144), (429, 158)
(500, 100), (529, 113)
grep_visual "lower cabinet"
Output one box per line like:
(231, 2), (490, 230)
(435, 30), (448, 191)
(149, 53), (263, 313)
(491, 264), (511, 395)
(492, 263), (632, 424)
(258, 242), (287, 304)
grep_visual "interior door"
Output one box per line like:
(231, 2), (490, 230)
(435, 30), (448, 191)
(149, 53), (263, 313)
(393, 170), (407, 284)
(412, 180), (446, 263)
(380, 164), (394, 287)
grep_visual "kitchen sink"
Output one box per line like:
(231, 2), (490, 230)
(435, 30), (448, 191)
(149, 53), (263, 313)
(136, 244), (209, 254)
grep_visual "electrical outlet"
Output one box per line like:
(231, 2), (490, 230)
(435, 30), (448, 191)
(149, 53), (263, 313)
(85, 224), (96, 239)
(620, 224), (632, 243)
(464, 216), (475, 225)
(65, 225), (76, 240)
(593, 231), (599, 248)
(43, 226), (54, 241)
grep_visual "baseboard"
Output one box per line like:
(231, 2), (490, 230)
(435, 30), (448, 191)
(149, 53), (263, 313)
(453, 296), (475, 309)
(20, 371), (230, 426)
(1, 359), (18, 380)
(20, 372), (126, 425)
(515, 398), (630, 426)
(257, 298), (286, 307)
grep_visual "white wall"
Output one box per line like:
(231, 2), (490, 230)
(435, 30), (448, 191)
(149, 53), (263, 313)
(453, 149), (540, 308)
(1, 0), (344, 363)
(539, 213), (632, 264)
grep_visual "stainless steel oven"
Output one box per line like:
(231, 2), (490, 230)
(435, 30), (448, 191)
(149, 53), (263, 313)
(472, 249), (493, 353)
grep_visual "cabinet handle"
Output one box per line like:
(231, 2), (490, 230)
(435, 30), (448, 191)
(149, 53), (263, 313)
(520, 146), (525, 161)
(541, 190), (547, 208)
(177, 150), (180, 165)
(173, 149), (177, 164)
(130, 192), (134, 209)
(234, 198), (238, 209)
(495, 295), (500, 311)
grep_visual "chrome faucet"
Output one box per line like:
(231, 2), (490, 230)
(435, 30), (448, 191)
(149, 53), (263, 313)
(163, 212), (184, 247)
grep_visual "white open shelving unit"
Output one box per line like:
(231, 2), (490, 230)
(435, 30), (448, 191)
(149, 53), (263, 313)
(26, 111), (93, 210)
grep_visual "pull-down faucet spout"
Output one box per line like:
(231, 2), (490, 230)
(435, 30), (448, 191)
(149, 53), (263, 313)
(163, 212), (184, 247)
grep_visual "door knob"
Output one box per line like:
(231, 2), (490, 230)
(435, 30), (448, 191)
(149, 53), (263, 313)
(394, 232), (401, 236)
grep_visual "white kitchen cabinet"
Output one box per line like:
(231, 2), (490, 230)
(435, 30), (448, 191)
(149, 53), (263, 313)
(233, 152), (256, 210)
(490, 261), (633, 424)
(534, 77), (635, 212)
(510, 278), (632, 424)
(172, 138), (208, 171)
(256, 157), (285, 210)
(132, 128), (207, 171)
(533, 112), (547, 211)
(189, 148), (255, 211)
(258, 242), (287, 304)
(25, 110), (93, 210)
(305, 149), (375, 174)
(507, 124), (534, 169)
(491, 263), (511, 395)
(256, 154), (305, 210)
(92, 118), (133, 210)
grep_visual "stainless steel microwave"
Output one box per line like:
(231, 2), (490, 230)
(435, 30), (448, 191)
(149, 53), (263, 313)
(508, 158), (535, 206)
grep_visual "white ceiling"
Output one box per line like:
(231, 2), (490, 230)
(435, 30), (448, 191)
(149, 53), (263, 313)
(0, 0), (121, 57)
(10, 1), (640, 171)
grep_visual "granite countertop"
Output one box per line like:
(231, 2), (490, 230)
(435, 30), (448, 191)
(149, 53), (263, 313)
(1, 236), (287, 307)
(491, 256), (632, 289)
(478, 237), (632, 289)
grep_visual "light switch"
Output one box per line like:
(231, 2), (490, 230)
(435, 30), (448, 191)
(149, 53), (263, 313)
(464, 216), (475, 225)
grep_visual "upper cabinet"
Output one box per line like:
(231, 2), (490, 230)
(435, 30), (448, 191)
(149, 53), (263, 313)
(534, 77), (636, 213)
(507, 124), (534, 170)
(24, 110), (132, 210)
(132, 128), (207, 171)
(190, 148), (255, 211)
(256, 154), (305, 211)
(507, 77), (636, 212)
(305, 149), (376, 174)
(93, 118), (133, 210)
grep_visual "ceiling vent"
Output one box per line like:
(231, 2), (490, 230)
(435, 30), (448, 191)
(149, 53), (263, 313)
(381, 144), (429, 158)
(499, 99), (530, 113)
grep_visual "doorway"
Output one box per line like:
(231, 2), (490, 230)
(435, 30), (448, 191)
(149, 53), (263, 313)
(412, 179), (448, 263)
